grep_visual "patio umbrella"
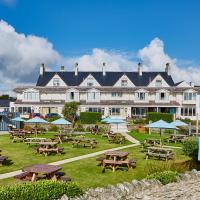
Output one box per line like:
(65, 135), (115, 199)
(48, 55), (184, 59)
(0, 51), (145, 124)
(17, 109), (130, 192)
(145, 120), (178, 145)
(51, 118), (71, 125)
(26, 117), (48, 137)
(170, 120), (188, 135)
(12, 117), (26, 129)
(105, 118), (126, 132)
(101, 117), (112, 123)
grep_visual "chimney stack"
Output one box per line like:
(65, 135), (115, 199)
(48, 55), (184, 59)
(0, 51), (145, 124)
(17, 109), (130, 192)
(60, 66), (65, 72)
(138, 62), (142, 76)
(102, 62), (106, 76)
(165, 62), (171, 75)
(40, 63), (45, 76)
(75, 62), (79, 76)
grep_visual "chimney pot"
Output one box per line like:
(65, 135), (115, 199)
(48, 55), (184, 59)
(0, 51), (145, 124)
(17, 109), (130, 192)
(165, 62), (171, 75)
(40, 63), (45, 76)
(102, 62), (106, 76)
(60, 66), (65, 71)
(138, 62), (142, 76)
(75, 62), (79, 76)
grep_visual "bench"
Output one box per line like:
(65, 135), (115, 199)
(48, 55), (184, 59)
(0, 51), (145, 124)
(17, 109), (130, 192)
(14, 172), (32, 181)
(96, 157), (105, 166)
(38, 147), (64, 156)
(0, 156), (8, 165)
(145, 147), (174, 161)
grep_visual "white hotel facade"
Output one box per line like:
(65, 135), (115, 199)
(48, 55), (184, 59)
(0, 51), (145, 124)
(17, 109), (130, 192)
(13, 63), (200, 120)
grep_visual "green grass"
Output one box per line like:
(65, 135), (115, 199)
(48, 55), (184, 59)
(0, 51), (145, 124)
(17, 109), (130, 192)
(0, 132), (130, 174)
(0, 131), (191, 189)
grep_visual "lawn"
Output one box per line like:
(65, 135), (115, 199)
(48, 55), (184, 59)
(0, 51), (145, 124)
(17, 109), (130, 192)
(0, 132), (130, 174)
(0, 131), (191, 189)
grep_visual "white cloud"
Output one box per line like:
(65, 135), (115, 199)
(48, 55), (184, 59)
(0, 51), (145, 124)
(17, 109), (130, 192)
(0, 20), (200, 96)
(0, 20), (62, 94)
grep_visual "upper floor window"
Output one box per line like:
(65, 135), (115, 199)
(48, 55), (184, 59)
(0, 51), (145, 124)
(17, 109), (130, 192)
(184, 92), (196, 101)
(155, 80), (162, 87)
(121, 80), (128, 87)
(70, 92), (74, 100)
(53, 78), (60, 86)
(137, 92), (146, 101)
(111, 92), (122, 97)
(24, 92), (39, 101)
(87, 78), (94, 87)
(159, 92), (166, 100)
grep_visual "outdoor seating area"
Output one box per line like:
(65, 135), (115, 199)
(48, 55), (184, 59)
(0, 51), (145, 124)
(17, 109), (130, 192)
(71, 138), (97, 149)
(97, 151), (136, 172)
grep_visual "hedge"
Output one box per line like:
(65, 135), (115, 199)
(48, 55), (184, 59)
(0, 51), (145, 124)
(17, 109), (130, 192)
(147, 112), (173, 123)
(80, 112), (102, 124)
(0, 181), (83, 200)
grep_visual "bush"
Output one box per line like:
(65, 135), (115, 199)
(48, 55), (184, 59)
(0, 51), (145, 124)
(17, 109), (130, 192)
(46, 116), (60, 122)
(182, 138), (198, 157)
(49, 125), (59, 132)
(74, 124), (85, 132)
(0, 181), (83, 200)
(80, 112), (102, 124)
(146, 171), (178, 185)
(147, 112), (173, 123)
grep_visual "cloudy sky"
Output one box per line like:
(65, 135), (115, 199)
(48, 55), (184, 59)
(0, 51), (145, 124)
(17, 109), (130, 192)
(0, 0), (200, 94)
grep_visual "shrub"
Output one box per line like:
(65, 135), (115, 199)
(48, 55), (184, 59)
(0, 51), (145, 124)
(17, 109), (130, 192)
(0, 181), (83, 200)
(132, 118), (147, 124)
(146, 171), (178, 185)
(182, 138), (198, 157)
(147, 112), (173, 123)
(46, 116), (60, 122)
(74, 124), (85, 132)
(49, 125), (59, 132)
(80, 112), (102, 124)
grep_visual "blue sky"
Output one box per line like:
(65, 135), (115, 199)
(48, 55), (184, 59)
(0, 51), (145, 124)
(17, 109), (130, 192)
(1, 0), (200, 60)
(0, 0), (200, 93)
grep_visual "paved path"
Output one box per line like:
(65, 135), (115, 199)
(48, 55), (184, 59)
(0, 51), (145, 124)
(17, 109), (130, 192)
(0, 143), (140, 180)
(120, 132), (140, 144)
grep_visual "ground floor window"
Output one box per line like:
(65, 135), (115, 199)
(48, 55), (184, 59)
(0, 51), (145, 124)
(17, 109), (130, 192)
(16, 107), (32, 114)
(86, 107), (104, 115)
(181, 107), (196, 116)
(109, 107), (120, 115)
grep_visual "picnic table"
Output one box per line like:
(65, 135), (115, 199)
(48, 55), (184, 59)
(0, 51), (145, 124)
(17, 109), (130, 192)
(11, 132), (27, 143)
(36, 142), (64, 156)
(145, 147), (174, 161)
(52, 133), (70, 143)
(167, 134), (187, 143)
(99, 151), (136, 172)
(71, 138), (97, 149)
(24, 138), (47, 145)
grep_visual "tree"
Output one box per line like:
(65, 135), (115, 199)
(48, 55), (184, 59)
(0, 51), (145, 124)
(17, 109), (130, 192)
(62, 102), (80, 123)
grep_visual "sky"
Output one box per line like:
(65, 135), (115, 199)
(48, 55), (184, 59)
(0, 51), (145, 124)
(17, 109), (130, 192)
(0, 0), (200, 94)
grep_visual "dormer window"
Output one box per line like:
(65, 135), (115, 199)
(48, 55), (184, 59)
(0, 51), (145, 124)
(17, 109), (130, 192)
(155, 80), (162, 87)
(121, 80), (128, 87)
(184, 92), (196, 101)
(53, 78), (60, 86)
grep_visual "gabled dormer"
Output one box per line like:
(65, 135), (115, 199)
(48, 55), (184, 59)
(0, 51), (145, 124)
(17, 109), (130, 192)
(113, 74), (135, 87)
(148, 74), (169, 87)
(79, 74), (101, 87)
(175, 81), (193, 87)
(46, 74), (67, 87)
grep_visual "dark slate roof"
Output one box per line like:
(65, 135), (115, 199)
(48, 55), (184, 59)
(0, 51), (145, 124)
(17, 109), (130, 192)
(0, 100), (10, 107)
(36, 71), (175, 87)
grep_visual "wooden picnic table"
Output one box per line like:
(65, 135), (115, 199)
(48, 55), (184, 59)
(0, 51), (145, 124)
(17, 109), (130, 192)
(146, 147), (174, 161)
(71, 137), (97, 149)
(19, 164), (61, 181)
(167, 134), (187, 143)
(101, 151), (135, 172)
(24, 138), (47, 145)
(37, 142), (64, 156)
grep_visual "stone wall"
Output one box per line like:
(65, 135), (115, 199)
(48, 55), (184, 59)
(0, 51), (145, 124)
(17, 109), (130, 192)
(61, 169), (200, 200)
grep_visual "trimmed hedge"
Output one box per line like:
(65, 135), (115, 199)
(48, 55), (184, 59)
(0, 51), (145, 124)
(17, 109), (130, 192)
(80, 112), (102, 124)
(147, 112), (173, 123)
(146, 171), (178, 185)
(0, 181), (83, 200)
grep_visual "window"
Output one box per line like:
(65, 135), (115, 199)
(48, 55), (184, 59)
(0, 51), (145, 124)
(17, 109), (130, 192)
(111, 92), (122, 97)
(137, 92), (146, 101)
(109, 108), (120, 115)
(16, 107), (31, 114)
(53, 78), (60, 86)
(121, 80), (128, 87)
(160, 92), (165, 100)
(155, 80), (162, 87)
(87, 78), (94, 87)
(70, 92), (74, 100)
(23, 92), (39, 101)
(184, 92), (196, 101)
(181, 107), (196, 116)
